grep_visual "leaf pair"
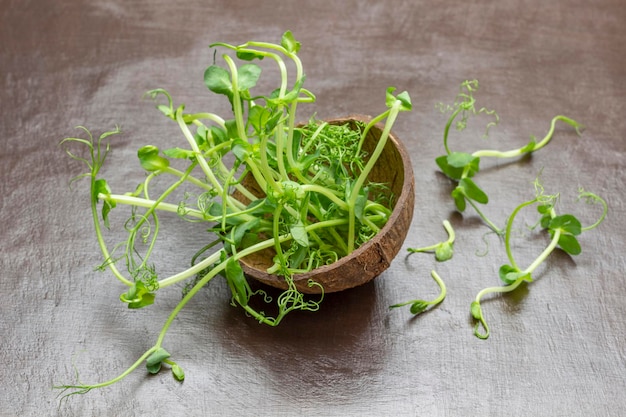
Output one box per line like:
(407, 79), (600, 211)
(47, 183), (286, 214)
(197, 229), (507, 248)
(536, 201), (582, 255)
(548, 214), (582, 255)
(146, 348), (184, 381)
(436, 152), (479, 180)
(225, 257), (251, 307)
(247, 105), (282, 137)
(223, 218), (262, 254)
(138, 145), (170, 172)
(498, 264), (533, 285)
(436, 152), (487, 212)
(385, 87), (412, 111)
(204, 63), (261, 106)
(450, 178), (488, 212)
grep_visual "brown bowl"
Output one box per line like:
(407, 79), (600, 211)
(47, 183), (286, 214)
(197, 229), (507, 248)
(238, 115), (415, 294)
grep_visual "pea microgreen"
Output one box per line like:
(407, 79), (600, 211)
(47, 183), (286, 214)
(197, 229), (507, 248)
(470, 181), (607, 339)
(389, 220), (454, 314)
(407, 219), (456, 262)
(57, 31), (411, 398)
(436, 80), (583, 234)
(389, 270), (447, 315)
(392, 80), (607, 340)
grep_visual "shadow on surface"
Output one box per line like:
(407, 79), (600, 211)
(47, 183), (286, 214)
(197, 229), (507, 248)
(214, 278), (388, 401)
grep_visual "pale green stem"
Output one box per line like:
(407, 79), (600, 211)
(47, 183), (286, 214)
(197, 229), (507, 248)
(504, 199), (539, 270)
(472, 227), (561, 339)
(390, 270), (447, 312)
(175, 108), (223, 194)
(443, 106), (463, 155)
(301, 184), (349, 210)
(56, 347), (158, 394)
(408, 220), (455, 253)
(524, 228), (561, 275)
(466, 198), (504, 235)
(472, 115), (582, 159)
(104, 194), (204, 219)
(347, 102), (401, 253)
(91, 183), (133, 287)
(579, 191), (608, 232)
(160, 167), (212, 192)
(184, 112), (226, 127)
(223, 55), (248, 143)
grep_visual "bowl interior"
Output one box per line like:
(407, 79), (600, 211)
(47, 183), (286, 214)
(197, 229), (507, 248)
(238, 115), (415, 293)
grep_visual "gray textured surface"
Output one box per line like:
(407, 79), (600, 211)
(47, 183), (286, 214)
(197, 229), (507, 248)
(2, 0), (625, 416)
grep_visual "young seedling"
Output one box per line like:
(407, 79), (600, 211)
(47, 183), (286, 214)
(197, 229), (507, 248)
(389, 221), (453, 315)
(436, 80), (583, 234)
(389, 270), (447, 315)
(470, 180), (607, 339)
(56, 31), (411, 399)
(407, 219), (455, 262)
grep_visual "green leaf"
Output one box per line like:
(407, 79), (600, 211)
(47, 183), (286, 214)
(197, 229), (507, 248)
(163, 147), (195, 160)
(225, 119), (240, 140)
(119, 280), (156, 309)
(231, 219), (260, 247)
(204, 63), (260, 103)
(266, 76), (306, 106)
(194, 125), (209, 146)
(246, 198), (276, 216)
(204, 65), (233, 98)
(281, 30), (301, 53)
(236, 49), (265, 61)
(549, 214), (582, 236)
(289, 219), (309, 247)
(434, 242), (454, 262)
(146, 348), (170, 367)
(520, 138), (537, 153)
(146, 362), (161, 374)
(385, 87), (412, 111)
(459, 178), (488, 204)
(171, 364), (185, 381)
(138, 145), (170, 172)
(353, 187), (369, 222)
(537, 204), (552, 215)
(451, 187), (466, 211)
(470, 301), (482, 320)
(146, 348), (170, 374)
(295, 149), (321, 173)
(237, 64), (262, 91)
(396, 90), (412, 111)
(436, 153), (479, 180)
(410, 301), (428, 315)
(447, 152), (480, 175)
(209, 125), (228, 145)
(240, 232), (261, 250)
(231, 139), (251, 162)
(248, 106), (272, 135)
(435, 155), (464, 180)
(288, 243), (308, 269)
(93, 179), (115, 228)
(557, 234), (582, 255)
(498, 264), (532, 285)
(385, 87), (398, 108)
(145, 89), (174, 119)
(156, 104), (174, 118)
(447, 152), (474, 168)
(225, 257), (250, 306)
(279, 180), (305, 202)
(128, 292), (155, 309)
